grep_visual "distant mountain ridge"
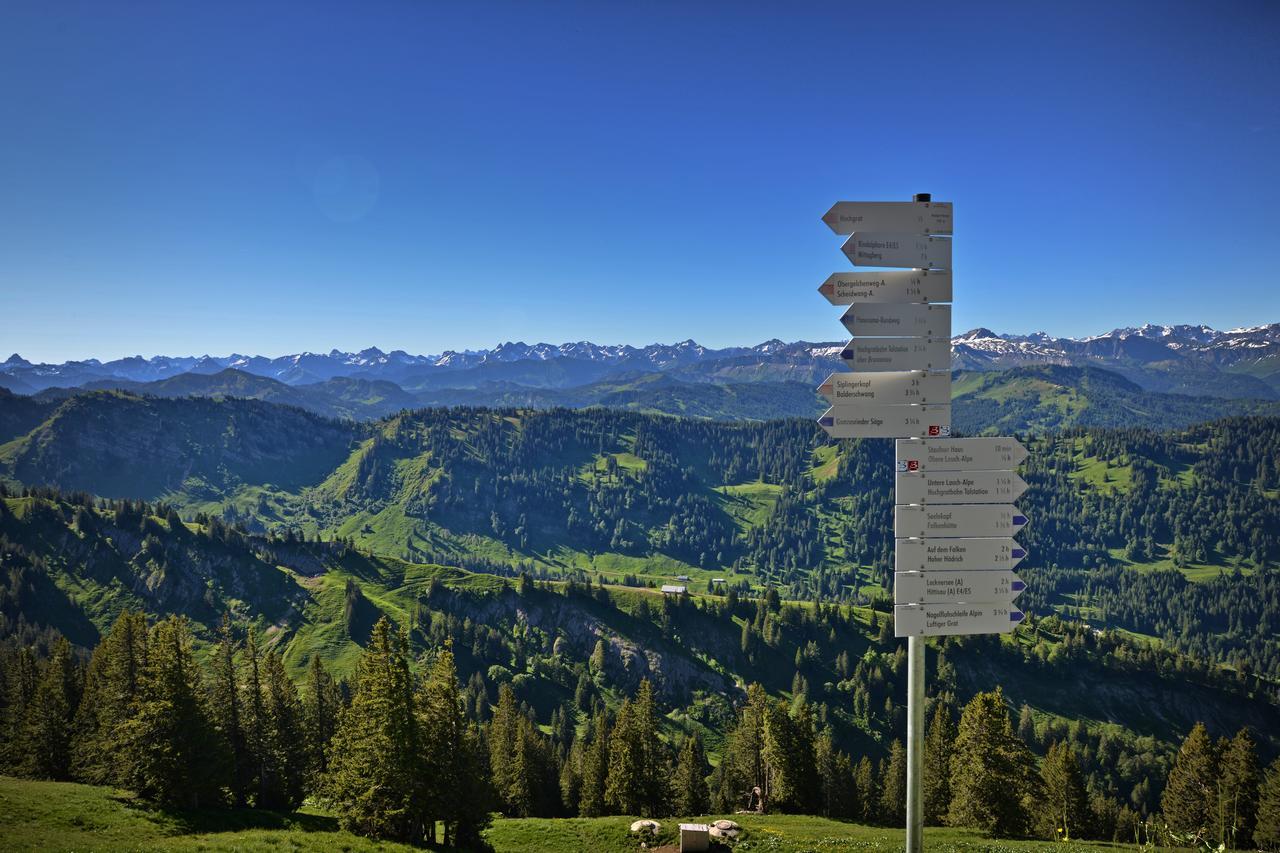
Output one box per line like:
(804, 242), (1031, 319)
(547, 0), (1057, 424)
(4, 322), (1278, 400)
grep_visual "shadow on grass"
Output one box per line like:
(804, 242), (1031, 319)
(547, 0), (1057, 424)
(108, 794), (340, 835)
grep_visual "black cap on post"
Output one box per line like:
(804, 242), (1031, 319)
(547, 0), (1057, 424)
(913, 193), (931, 203)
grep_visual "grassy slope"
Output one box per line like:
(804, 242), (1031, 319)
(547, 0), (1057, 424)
(0, 776), (1135, 853)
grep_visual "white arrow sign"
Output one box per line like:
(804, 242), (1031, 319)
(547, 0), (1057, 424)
(841, 338), (951, 371)
(841, 303), (951, 338)
(818, 270), (952, 305)
(843, 233), (952, 269)
(818, 371), (950, 406)
(895, 537), (1027, 572)
(818, 405), (951, 439)
(895, 504), (1028, 538)
(822, 201), (954, 235)
(894, 603), (1026, 637)
(895, 470), (1028, 505)
(896, 437), (1028, 473)
(894, 570), (1027, 605)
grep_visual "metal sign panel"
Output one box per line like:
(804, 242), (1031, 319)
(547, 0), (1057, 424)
(895, 471), (1028, 505)
(894, 570), (1026, 605)
(822, 201), (954, 235)
(894, 504), (1028, 538)
(841, 338), (951, 371)
(818, 404), (951, 439)
(842, 233), (952, 269)
(895, 437), (1028, 473)
(894, 603), (1026, 637)
(841, 303), (951, 338)
(895, 537), (1027, 572)
(818, 270), (952, 305)
(817, 371), (950, 406)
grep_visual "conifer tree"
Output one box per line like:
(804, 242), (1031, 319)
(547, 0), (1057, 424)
(23, 636), (79, 779)
(324, 617), (422, 840)
(1162, 722), (1219, 838)
(1218, 727), (1261, 849)
(0, 646), (37, 771)
(1256, 758), (1280, 852)
(672, 733), (710, 816)
(259, 651), (306, 810)
(1039, 741), (1090, 841)
(947, 687), (1039, 836)
(418, 641), (492, 844)
(118, 616), (227, 809)
(240, 626), (268, 806)
(72, 611), (147, 785)
(855, 755), (877, 823)
(302, 653), (341, 782)
(923, 701), (955, 825)
(879, 739), (907, 826)
(815, 726), (855, 819)
(605, 679), (667, 816)
(209, 618), (247, 805)
(579, 711), (611, 817)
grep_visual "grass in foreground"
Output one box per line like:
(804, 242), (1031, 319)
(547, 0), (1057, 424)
(1, 775), (1143, 852)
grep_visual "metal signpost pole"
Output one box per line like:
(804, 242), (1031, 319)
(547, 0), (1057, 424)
(904, 192), (929, 853)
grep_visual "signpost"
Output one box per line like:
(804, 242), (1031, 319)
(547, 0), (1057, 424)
(842, 233), (952, 269)
(814, 194), (1029, 853)
(817, 371), (950, 406)
(840, 337), (951, 371)
(817, 404), (951, 439)
(818, 270), (953, 305)
(840, 303), (951, 338)
(894, 570), (1026, 605)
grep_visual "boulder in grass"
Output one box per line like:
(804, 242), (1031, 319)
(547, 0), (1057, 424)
(709, 826), (741, 840)
(712, 819), (740, 831)
(630, 819), (661, 835)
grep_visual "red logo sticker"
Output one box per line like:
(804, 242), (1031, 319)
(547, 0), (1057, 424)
(907, 460), (919, 471)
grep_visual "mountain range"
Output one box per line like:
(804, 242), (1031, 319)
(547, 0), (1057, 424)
(5, 322), (1278, 397)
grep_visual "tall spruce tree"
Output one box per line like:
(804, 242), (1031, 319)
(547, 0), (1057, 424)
(1, 646), (37, 772)
(579, 711), (611, 817)
(324, 617), (423, 840)
(118, 616), (228, 809)
(855, 755), (877, 824)
(1162, 722), (1219, 838)
(209, 618), (247, 805)
(302, 653), (341, 783)
(71, 611), (147, 785)
(1039, 741), (1090, 841)
(947, 687), (1039, 836)
(1256, 758), (1280, 852)
(605, 679), (667, 817)
(923, 701), (956, 825)
(259, 650), (306, 811)
(879, 739), (908, 826)
(22, 636), (79, 779)
(671, 733), (710, 816)
(240, 626), (268, 806)
(1218, 727), (1261, 849)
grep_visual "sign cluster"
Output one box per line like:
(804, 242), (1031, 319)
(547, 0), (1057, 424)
(815, 198), (1032, 638)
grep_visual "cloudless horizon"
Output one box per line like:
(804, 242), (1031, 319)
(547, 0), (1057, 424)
(3, 1), (1279, 363)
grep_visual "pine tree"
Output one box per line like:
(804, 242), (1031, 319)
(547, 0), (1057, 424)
(815, 726), (855, 819)
(324, 617), (423, 840)
(0, 646), (37, 771)
(259, 650), (306, 811)
(1218, 727), (1261, 849)
(879, 739), (908, 826)
(118, 616), (228, 808)
(672, 733), (710, 816)
(1039, 741), (1089, 841)
(855, 755), (877, 823)
(1162, 722), (1219, 838)
(947, 687), (1039, 836)
(923, 702), (955, 825)
(1256, 758), (1280, 852)
(579, 711), (611, 817)
(418, 641), (491, 844)
(72, 611), (147, 785)
(240, 626), (268, 806)
(23, 636), (79, 779)
(209, 618), (247, 805)
(302, 653), (341, 783)
(605, 679), (667, 817)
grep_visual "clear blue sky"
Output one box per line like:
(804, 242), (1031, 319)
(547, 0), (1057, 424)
(3, 1), (1278, 362)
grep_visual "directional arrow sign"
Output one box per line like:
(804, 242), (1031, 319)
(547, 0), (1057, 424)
(894, 570), (1026, 605)
(818, 404), (951, 439)
(841, 338), (950, 371)
(818, 371), (950, 406)
(894, 603), (1026, 638)
(822, 201), (954, 235)
(895, 470), (1028, 505)
(818, 270), (952, 305)
(842, 233), (952, 269)
(895, 437), (1028, 473)
(841, 303), (951, 338)
(894, 504), (1028, 538)
(895, 537), (1027, 572)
